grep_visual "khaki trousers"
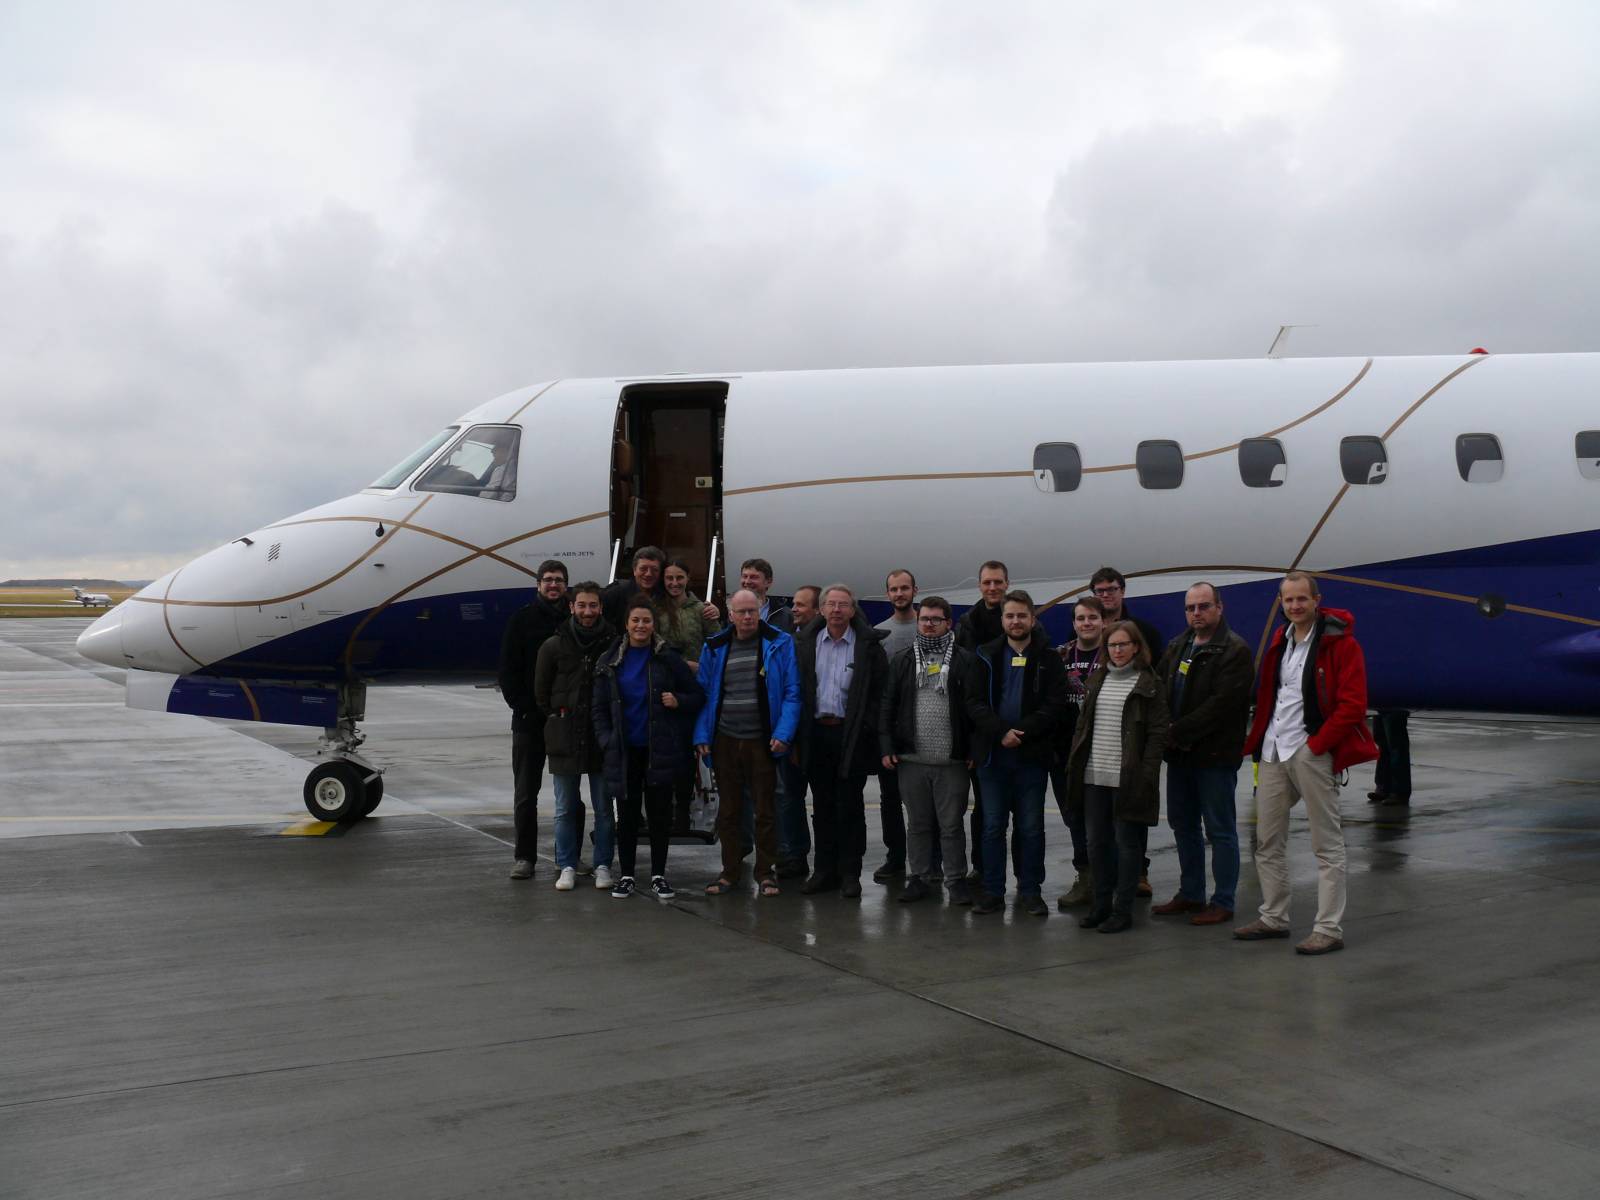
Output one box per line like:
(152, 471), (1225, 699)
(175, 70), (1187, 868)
(1255, 744), (1346, 939)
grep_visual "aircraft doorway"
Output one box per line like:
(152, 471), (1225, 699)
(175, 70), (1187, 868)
(611, 382), (727, 601)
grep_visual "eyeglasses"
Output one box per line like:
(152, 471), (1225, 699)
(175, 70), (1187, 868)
(1107, 640), (1136, 650)
(1092, 585), (1123, 596)
(1184, 602), (1214, 613)
(917, 616), (949, 625)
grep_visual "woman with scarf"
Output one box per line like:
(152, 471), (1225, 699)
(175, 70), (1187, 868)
(877, 595), (981, 906)
(1064, 620), (1169, 933)
(593, 595), (705, 899)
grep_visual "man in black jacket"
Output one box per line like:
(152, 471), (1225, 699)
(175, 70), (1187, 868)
(966, 591), (1070, 916)
(497, 559), (569, 879)
(1153, 582), (1253, 925)
(794, 585), (888, 898)
(879, 596), (978, 905)
(954, 560), (1010, 882)
(535, 583), (618, 892)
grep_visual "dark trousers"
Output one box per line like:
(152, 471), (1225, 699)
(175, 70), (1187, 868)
(1373, 709), (1412, 798)
(879, 765), (905, 867)
(807, 722), (867, 879)
(672, 767), (696, 831)
(511, 729), (546, 861)
(777, 754), (812, 864)
(618, 747), (673, 879)
(1048, 765), (1089, 871)
(712, 733), (777, 882)
(1083, 784), (1149, 918)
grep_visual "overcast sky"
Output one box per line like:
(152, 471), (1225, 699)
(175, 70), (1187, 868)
(3, 1), (1597, 580)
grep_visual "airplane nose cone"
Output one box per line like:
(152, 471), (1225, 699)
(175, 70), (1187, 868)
(77, 606), (126, 667)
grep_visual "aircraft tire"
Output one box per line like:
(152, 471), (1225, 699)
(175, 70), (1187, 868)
(304, 761), (367, 822)
(360, 774), (384, 817)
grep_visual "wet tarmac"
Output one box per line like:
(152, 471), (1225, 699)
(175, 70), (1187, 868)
(4, 618), (1599, 1199)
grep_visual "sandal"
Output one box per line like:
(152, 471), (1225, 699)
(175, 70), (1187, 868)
(759, 878), (780, 897)
(704, 878), (737, 895)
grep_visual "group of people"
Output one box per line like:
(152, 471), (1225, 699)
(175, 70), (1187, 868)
(498, 547), (1380, 955)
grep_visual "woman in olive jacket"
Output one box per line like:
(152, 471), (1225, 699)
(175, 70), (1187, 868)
(1065, 620), (1170, 933)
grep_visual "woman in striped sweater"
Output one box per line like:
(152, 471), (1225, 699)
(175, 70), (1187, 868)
(1065, 621), (1170, 933)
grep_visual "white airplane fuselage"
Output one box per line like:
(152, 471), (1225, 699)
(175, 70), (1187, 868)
(78, 353), (1600, 727)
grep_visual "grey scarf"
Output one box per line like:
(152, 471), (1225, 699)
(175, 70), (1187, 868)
(913, 630), (955, 692)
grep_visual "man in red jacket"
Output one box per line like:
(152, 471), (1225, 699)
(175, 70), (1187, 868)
(1234, 572), (1378, 955)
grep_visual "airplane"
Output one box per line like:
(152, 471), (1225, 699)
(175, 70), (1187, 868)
(72, 587), (114, 607)
(76, 350), (1600, 822)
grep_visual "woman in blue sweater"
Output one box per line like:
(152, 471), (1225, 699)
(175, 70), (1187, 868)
(593, 596), (705, 899)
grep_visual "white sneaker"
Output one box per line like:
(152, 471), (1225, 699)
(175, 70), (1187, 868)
(554, 867), (577, 891)
(594, 866), (614, 889)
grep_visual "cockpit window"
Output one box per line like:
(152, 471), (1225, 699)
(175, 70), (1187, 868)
(370, 427), (459, 489)
(415, 425), (521, 501)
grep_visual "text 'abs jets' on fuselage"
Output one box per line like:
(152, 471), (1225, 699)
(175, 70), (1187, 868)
(72, 587), (114, 607)
(76, 352), (1600, 821)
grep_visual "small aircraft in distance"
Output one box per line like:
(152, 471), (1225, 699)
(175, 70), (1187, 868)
(72, 587), (114, 607)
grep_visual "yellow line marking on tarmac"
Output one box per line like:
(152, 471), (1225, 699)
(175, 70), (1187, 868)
(278, 819), (338, 836)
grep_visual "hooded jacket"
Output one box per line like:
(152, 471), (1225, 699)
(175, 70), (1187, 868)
(1243, 605), (1379, 774)
(1155, 616), (1254, 769)
(592, 635), (705, 792)
(793, 613), (889, 780)
(965, 625), (1071, 769)
(533, 616), (617, 775)
(692, 620), (802, 759)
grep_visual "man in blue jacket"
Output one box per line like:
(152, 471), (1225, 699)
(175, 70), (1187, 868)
(694, 589), (802, 895)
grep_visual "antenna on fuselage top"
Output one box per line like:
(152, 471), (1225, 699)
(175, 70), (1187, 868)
(1267, 325), (1316, 358)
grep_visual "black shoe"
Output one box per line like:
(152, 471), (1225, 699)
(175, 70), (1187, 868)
(1019, 894), (1049, 918)
(964, 868), (982, 886)
(872, 860), (905, 883)
(775, 858), (809, 880)
(1366, 790), (1390, 803)
(1098, 912), (1133, 933)
(946, 880), (974, 906)
(840, 876), (863, 899)
(1079, 909), (1110, 929)
(898, 877), (932, 903)
(972, 892), (1005, 915)
(800, 873), (840, 895)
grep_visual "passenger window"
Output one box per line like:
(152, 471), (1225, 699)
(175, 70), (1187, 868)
(1033, 442), (1082, 493)
(416, 425), (520, 501)
(1340, 436), (1388, 485)
(370, 427), (459, 489)
(1238, 438), (1287, 488)
(1135, 440), (1184, 490)
(1577, 431), (1600, 480)
(1455, 434), (1504, 483)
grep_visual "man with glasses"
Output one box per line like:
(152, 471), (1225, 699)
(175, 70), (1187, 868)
(1153, 583), (1253, 925)
(1088, 566), (1163, 895)
(878, 596), (977, 905)
(499, 559), (571, 880)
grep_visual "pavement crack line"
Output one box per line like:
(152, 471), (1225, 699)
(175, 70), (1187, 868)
(661, 900), (1491, 1200)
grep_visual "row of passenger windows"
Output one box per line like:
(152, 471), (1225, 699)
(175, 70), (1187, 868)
(1033, 432), (1600, 492)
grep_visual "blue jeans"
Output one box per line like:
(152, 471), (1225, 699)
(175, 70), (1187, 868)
(553, 773), (613, 870)
(777, 755), (812, 862)
(977, 760), (1047, 898)
(1165, 763), (1239, 910)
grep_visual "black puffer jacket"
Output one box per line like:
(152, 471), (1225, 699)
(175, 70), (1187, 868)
(533, 617), (616, 774)
(498, 595), (569, 737)
(592, 636), (705, 792)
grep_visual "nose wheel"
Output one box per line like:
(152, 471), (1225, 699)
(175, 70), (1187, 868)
(303, 684), (383, 821)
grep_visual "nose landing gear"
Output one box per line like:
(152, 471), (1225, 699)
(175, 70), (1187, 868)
(302, 684), (384, 822)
